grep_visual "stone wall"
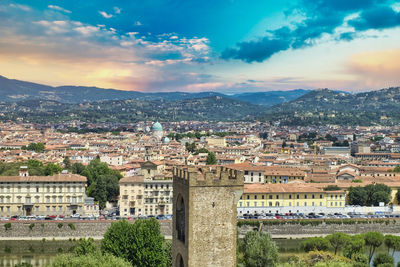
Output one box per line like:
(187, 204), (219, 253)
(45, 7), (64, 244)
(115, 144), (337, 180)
(1, 220), (400, 239)
(0, 220), (172, 239)
(238, 220), (400, 237)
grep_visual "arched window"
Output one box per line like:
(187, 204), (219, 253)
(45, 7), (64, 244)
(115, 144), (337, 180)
(176, 253), (184, 267)
(176, 195), (185, 243)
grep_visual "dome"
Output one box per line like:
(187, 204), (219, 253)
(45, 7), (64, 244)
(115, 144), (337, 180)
(152, 121), (163, 131)
(163, 137), (170, 143)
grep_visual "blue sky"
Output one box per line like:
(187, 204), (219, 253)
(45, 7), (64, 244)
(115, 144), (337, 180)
(0, 0), (400, 92)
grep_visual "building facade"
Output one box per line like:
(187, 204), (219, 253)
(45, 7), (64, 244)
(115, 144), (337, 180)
(0, 170), (86, 217)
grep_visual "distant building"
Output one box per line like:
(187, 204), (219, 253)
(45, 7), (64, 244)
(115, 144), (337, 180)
(152, 121), (164, 141)
(322, 146), (350, 157)
(0, 168), (86, 217)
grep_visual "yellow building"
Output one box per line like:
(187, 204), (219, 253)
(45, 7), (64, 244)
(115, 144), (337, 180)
(205, 136), (226, 147)
(0, 169), (86, 217)
(238, 183), (345, 214)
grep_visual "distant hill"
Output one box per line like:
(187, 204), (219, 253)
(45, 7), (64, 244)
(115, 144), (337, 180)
(265, 88), (400, 125)
(0, 96), (266, 123)
(228, 89), (310, 106)
(0, 75), (309, 106)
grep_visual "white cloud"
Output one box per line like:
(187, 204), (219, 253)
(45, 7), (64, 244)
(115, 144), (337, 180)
(114, 7), (122, 14)
(99, 11), (113, 19)
(9, 3), (31, 11)
(74, 25), (100, 36)
(48, 5), (71, 14)
(134, 21), (143, 26)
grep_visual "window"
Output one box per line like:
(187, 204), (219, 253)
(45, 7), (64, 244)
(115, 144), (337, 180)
(320, 202), (322, 206)
(254, 195), (257, 200)
(304, 202), (307, 206)
(289, 194), (292, 199)
(36, 187), (39, 193)
(247, 195), (250, 200)
(269, 195), (272, 199)
(320, 194), (323, 199)
(276, 195), (279, 199)
(312, 194), (315, 199)
(262, 195), (265, 199)
(254, 202), (257, 207)
(304, 194), (307, 199)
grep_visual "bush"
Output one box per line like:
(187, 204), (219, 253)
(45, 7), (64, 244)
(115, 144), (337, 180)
(101, 219), (167, 267)
(301, 237), (330, 252)
(68, 223), (76, 230)
(49, 253), (131, 267)
(4, 223), (11, 230)
(372, 252), (394, 267)
(242, 231), (278, 267)
(74, 238), (98, 256)
(58, 223), (63, 229)
(29, 223), (35, 230)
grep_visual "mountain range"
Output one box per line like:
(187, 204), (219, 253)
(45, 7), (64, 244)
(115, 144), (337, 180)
(0, 75), (309, 106)
(1, 75), (400, 125)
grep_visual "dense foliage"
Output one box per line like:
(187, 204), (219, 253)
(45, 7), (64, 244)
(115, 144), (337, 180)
(81, 158), (122, 209)
(0, 160), (62, 176)
(238, 231), (278, 267)
(348, 184), (392, 206)
(101, 219), (167, 267)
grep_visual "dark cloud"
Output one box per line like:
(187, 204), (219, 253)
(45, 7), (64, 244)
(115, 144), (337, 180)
(348, 5), (400, 30)
(221, 0), (399, 63)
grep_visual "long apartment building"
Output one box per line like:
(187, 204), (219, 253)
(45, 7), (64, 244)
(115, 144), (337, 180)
(0, 167), (86, 217)
(238, 183), (346, 214)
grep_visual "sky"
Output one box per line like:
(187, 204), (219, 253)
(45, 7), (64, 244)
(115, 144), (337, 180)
(0, 0), (400, 93)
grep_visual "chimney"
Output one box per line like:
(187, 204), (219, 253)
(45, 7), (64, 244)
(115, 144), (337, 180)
(19, 166), (29, 177)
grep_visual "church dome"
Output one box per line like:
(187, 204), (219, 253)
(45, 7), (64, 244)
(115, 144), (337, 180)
(152, 121), (163, 131)
(163, 137), (170, 143)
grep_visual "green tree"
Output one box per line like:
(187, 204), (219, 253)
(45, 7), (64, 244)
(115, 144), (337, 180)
(63, 157), (71, 169)
(185, 142), (196, 153)
(82, 158), (122, 206)
(101, 219), (166, 267)
(343, 235), (365, 259)
(24, 142), (45, 153)
(372, 252), (394, 267)
(71, 163), (86, 175)
(348, 187), (367, 205)
(384, 235), (397, 255)
(242, 231), (278, 267)
(301, 237), (330, 252)
(74, 238), (98, 256)
(365, 184), (391, 206)
(44, 163), (62, 176)
(326, 232), (350, 255)
(206, 152), (217, 165)
(364, 232), (384, 263)
(50, 253), (131, 267)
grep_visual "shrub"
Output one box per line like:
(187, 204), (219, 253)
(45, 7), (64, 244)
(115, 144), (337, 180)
(58, 223), (63, 229)
(372, 252), (394, 267)
(29, 223), (35, 230)
(49, 253), (131, 267)
(4, 223), (11, 230)
(301, 237), (330, 252)
(242, 231), (278, 267)
(68, 223), (76, 230)
(101, 218), (167, 266)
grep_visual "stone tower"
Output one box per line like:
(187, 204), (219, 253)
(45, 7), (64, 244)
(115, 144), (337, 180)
(172, 166), (244, 267)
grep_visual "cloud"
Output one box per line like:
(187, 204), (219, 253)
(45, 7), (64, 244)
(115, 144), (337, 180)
(48, 5), (71, 14)
(134, 21), (142, 26)
(348, 49), (400, 87)
(114, 7), (122, 14)
(348, 6), (400, 30)
(99, 11), (113, 19)
(222, 0), (400, 63)
(9, 3), (31, 11)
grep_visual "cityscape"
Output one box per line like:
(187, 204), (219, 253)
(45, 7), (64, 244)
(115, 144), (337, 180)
(1, 0), (400, 267)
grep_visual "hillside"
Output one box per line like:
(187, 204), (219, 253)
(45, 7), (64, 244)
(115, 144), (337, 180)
(0, 75), (307, 106)
(266, 88), (400, 125)
(228, 89), (310, 106)
(0, 96), (265, 123)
